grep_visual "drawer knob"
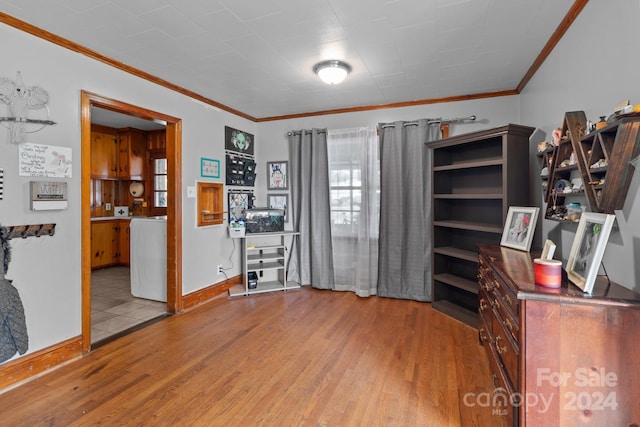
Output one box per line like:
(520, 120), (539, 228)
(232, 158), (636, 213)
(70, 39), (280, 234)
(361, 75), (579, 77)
(504, 317), (515, 331)
(495, 335), (507, 355)
(480, 298), (489, 311)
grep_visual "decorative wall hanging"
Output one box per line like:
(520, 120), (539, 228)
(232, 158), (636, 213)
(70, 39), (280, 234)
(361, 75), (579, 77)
(226, 154), (255, 186)
(18, 143), (72, 178)
(201, 157), (220, 178)
(228, 190), (254, 223)
(225, 126), (254, 156)
(267, 161), (288, 190)
(0, 71), (55, 144)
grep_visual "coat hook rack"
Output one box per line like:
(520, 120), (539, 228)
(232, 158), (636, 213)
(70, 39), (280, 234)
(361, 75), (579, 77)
(1, 223), (56, 240)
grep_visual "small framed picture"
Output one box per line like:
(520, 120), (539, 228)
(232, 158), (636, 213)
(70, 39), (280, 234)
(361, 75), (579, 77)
(541, 239), (557, 260)
(267, 193), (288, 223)
(566, 213), (616, 293)
(500, 206), (540, 252)
(200, 158), (220, 178)
(267, 161), (288, 190)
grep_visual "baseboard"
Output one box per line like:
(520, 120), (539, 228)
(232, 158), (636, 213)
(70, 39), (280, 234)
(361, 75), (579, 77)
(182, 274), (242, 310)
(0, 335), (83, 393)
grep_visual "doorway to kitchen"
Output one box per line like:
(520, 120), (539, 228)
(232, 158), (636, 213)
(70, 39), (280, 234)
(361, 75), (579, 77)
(81, 91), (183, 354)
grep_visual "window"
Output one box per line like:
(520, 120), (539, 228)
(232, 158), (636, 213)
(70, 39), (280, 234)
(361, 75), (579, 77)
(329, 160), (361, 233)
(327, 128), (379, 237)
(148, 149), (167, 216)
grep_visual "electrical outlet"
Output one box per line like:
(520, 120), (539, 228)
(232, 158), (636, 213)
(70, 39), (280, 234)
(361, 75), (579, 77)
(105, 202), (111, 211)
(217, 265), (223, 275)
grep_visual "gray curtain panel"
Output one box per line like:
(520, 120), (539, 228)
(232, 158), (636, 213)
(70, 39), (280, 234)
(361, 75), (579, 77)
(287, 129), (335, 289)
(377, 119), (439, 301)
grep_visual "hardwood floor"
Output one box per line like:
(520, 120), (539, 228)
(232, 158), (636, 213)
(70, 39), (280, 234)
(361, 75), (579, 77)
(0, 287), (501, 426)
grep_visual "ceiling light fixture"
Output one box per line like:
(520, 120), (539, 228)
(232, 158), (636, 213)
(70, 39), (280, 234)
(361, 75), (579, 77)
(313, 60), (352, 85)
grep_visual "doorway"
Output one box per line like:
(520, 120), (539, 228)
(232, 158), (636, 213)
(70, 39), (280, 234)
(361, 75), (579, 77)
(81, 90), (183, 354)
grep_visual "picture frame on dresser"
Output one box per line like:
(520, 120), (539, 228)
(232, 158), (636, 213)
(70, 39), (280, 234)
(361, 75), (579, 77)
(566, 212), (616, 293)
(540, 239), (556, 260)
(500, 206), (539, 252)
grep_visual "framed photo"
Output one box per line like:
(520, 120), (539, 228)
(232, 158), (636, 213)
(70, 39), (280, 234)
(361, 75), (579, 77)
(500, 206), (539, 252)
(200, 157), (220, 178)
(267, 193), (288, 223)
(267, 161), (288, 190)
(541, 239), (556, 260)
(566, 213), (616, 293)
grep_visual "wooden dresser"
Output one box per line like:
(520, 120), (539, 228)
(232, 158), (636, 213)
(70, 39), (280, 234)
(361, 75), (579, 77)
(477, 244), (640, 427)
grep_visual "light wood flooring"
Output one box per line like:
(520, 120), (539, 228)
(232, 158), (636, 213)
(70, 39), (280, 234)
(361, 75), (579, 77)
(0, 287), (500, 426)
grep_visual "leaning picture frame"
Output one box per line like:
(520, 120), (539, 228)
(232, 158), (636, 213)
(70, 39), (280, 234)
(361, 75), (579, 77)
(267, 193), (288, 223)
(540, 239), (557, 260)
(566, 213), (616, 293)
(500, 206), (539, 252)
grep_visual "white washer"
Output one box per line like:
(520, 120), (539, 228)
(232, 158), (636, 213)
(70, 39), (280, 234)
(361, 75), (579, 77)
(130, 216), (167, 302)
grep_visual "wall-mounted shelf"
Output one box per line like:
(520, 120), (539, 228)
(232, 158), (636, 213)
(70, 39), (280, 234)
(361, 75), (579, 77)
(543, 111), (640, 220)
(197, 182), (224, 226)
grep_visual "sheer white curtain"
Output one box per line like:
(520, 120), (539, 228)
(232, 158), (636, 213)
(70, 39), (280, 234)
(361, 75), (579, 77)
(327, 127), (379, 297)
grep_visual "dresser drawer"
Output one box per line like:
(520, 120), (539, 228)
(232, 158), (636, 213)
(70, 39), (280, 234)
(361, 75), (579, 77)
(492, 308), (519, 392)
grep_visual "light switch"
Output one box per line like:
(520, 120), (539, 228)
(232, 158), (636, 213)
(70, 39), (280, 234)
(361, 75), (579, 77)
(187, 186), (196, 198)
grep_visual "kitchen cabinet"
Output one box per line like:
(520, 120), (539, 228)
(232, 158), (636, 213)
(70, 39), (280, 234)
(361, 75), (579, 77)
(119, 220), (130, 265)
(425, 124), (534, 327)
(91, 126), (147, 180)
(478, 244), (640, 426)
(90, 125), (118, 179)
(118, 128), (146, 180)
(91, 219), (130, 269)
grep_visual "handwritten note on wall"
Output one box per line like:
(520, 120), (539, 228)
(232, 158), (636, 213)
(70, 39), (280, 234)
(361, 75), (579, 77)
(19, 143), (72, 178)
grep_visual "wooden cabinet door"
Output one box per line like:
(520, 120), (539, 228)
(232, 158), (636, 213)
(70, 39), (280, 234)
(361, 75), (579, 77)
(91, 127), (118, 179)
(91, 221), (117, 269)
(118, 129), (146, 180)
(119, 220), (130, 265)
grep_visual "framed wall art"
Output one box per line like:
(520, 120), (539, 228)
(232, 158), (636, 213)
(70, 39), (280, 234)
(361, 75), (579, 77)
(267, 161), (288, 190)
(566, 213), (616, 293)
(225, 126), (254, 156)
(500, 206), (539, 252)
(200, 157), (220, 178)
(267, 193), (288, 223)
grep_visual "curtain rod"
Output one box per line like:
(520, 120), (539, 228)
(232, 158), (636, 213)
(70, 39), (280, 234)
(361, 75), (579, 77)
(379, 115), (476, 129)
(287, 129), (327, 136)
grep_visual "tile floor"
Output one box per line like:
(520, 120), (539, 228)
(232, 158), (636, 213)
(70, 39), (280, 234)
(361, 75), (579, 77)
(91, 266), (167, 344)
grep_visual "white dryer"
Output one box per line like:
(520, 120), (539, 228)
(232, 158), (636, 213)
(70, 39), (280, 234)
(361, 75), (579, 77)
(130, 216), (167, 302)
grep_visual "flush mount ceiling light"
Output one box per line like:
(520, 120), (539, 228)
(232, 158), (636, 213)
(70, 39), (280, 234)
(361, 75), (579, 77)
(313, 60), (352, 85)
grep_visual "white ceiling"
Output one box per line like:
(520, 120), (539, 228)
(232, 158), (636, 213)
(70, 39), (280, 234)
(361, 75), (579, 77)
(1, 0), (576, 120)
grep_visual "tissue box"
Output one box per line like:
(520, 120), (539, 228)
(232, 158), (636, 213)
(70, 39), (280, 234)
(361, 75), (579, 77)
(245, 208), (284, 233)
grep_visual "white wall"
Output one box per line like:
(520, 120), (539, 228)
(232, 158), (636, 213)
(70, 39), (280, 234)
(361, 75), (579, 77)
(255, 96), (522, 209)
(520, 1), (640, 291)
(0, 23), (255, 358)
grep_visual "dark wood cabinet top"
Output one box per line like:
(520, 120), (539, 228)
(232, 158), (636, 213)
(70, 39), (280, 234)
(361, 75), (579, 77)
(478, 243), (640, 308)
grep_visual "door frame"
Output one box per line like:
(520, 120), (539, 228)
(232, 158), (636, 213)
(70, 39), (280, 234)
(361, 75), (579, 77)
(81, 90), (183, 354)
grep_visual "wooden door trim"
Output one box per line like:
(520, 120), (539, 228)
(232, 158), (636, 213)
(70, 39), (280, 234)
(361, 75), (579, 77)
(81, 90), (183, 354)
